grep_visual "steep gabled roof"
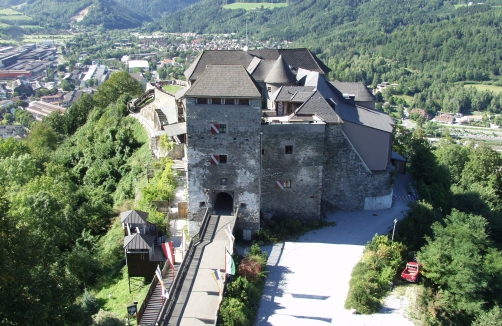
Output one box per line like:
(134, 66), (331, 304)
(272, 86), (316, 102)
(184, 65), (262, 98)
(184, 50), (254, 81)
(248, 48), (331, 75)
(330, 81), (376, 102)
(123, 233), (156, 250)
(293, 91), (341, 123)
(120, 210), (149, 224)
(335, 104), (394, 133)
(264, 55), (296, 84)
(185, 49), (330, 83)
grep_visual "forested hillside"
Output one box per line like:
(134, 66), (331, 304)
(160, 0), (502, 115)
(115, 0), (200, 19)
(0, 0), (146, 29)
(0, 71), (177, 324)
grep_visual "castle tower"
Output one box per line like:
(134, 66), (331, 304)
(183, 65), (262, 235)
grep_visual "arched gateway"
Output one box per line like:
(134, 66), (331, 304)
(214, 192), (233, 215)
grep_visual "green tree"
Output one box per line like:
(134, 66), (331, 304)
(0, 137), (30, 158)
(92, 71), (142, 109)
(418, 210), (502, 324)
(2, 113), (14, 125)
(60, 79), (74, 91)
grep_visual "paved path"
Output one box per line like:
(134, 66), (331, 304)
(256, 175), (415, 326)
(164, 215), (235, 326)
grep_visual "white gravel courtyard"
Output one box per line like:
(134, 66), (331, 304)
(256, 193), (416, 325)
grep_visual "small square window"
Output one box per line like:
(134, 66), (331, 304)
(199, 202), (206, 208)
(220, 178), (228, 185)
(212, 98), (221, 104)
(285, 145), (293, 154)
(219, 155), (227, 164)
(267, 87), (271, 93)
(284, 180), (291, 188)
(219, 124), (227, 133)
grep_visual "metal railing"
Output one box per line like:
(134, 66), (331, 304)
(137, 259), (172, 324)
(155, 207), (212, 326)
(213, 204), (241, 326)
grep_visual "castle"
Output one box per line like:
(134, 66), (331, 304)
(133, 49), (396, 238)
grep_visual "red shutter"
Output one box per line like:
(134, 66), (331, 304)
(210, 154), (219, 165)
(210, 123), (220, 134)
(276, 180), (284, 190)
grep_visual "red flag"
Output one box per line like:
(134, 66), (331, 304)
(162, 242), (175, 269)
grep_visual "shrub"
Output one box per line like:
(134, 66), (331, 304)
(219, 245), (268, 325)
(344, 235), (406, 314)
(238, 258), (262, 282)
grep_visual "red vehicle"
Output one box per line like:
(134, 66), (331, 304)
(401, 262), (420, 282)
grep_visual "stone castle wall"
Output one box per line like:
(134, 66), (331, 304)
(321, 124), (393, 214)
(261, 123), (325, 219)
(185, 98), (262, 232)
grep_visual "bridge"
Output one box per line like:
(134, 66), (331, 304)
(138, 209), (236, 326)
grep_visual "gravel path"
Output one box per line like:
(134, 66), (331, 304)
(256, 176), (416, 326)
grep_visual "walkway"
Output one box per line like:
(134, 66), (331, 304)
(139, 262), (180, 325)
(256, 174), (415, 326)
(160, 215), (235, 326)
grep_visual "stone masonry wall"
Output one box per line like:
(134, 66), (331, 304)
(321, 124), (393, 214)
(140, 87), (177, 126)
(261, 123), (325, 219)
(185, 98), (261, 232)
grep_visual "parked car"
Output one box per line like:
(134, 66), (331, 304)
(401, 261), (420, 282)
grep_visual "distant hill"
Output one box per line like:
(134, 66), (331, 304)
(0, 0), (146, 29)
(156, 0), (502, 87)
(115, 0), (201, 19)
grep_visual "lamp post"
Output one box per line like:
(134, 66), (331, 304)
(392, 218), (397, 242)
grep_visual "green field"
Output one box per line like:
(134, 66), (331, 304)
(394, 94), (414, 104)
(0, 8), (31, 21)
(223, 2), (288, 10)
(464, 84), (502, 94)
(162, 84), (183, 93)
(22, 34), (74, 42)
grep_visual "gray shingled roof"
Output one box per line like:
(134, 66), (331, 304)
(250, 59), (275, 81)
(184, 65), (262, 98)
(123, 233), (156, 250)
(184, 50), (254, 81)
(330, 81), (376, 102)
(392, 151), (407, 162)
(272, 86), (316, 102)
(294, 91), (341, 123)
(246, 57), (261, 75)
(248, 48), (331, 75)
(264, 55), (296, 84)
(335, 104), (394, 133)
(185, 49), (330, 83)
(120, 210), (149, 224)
(157, 122), (187, 137)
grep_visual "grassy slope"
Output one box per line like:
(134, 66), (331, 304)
(162, 84), (183, 93)
(464, 84), (502, 94)
(90, 118), (154, 322)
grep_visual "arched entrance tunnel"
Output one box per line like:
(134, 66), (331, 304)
(214, 192), (233, 215)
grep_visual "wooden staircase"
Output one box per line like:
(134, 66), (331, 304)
(138, 262), (180, 326)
